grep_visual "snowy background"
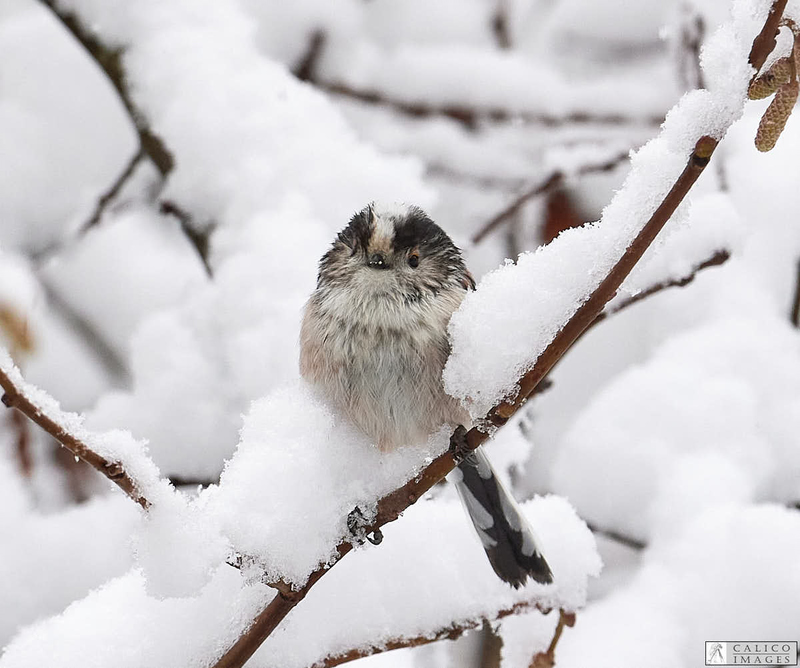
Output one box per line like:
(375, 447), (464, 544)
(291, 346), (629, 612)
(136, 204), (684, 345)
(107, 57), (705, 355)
(1, 0), (799, 666)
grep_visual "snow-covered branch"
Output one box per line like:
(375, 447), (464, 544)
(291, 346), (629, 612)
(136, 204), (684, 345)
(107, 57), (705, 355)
(317, 607), (573, 668)
(0, 349), (160, 509)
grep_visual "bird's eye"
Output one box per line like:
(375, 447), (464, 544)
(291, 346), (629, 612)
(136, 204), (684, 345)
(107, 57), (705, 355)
(408, 252), (420, 268)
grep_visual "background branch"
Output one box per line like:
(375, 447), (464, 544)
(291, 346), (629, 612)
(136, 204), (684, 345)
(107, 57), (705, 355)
(39, 0), (174, 177)
(317, 605), (571, 668)
(471, 151), (630, 244)
(320, 81), (663, 131)
(79, 147), (146, 234)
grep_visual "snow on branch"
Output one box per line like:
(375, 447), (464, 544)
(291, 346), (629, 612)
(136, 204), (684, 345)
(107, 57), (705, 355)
(208, 3), (793, 667)
(0, 347), (162, 508)
(317, 607), (573, 668)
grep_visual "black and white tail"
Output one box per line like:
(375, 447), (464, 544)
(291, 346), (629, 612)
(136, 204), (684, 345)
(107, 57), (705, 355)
(452, 447), (552, 588)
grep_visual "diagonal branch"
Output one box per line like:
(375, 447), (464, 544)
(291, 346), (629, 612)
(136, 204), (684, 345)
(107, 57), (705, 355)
(0, 357), (149, 509)
(38, 0), (174, 177)
(316, 604), (569, 668)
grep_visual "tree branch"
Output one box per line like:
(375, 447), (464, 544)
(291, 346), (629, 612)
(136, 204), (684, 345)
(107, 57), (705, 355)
(586, 522), (647, 551)
(321, 80), (663, 131)
(314, 605), (572, 668)
(529, 610), (576, 668)
(159, 201), (214, 277)
(0, 359), (149, 508)
(470, 151), (630, 245)
(79, 147), (146, 234)
(38, 0), (174, 177)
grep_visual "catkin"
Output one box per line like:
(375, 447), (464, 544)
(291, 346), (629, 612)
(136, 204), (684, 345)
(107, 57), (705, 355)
(748, 58), (793, 100)
(755, 79), (799, 151)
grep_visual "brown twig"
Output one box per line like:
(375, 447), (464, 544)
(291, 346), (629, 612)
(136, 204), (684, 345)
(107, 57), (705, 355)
(791, 258), (800, 327)
(0, 363), (148, 509)
(470, 151), (630, 244)
(293, 30), (326, 82)
(525, 248), (730, 403)
(316, 601), (561, 668)
(209, 6), (784, 666)
(675, 4), (707, 91)
(159, 201), (214, 277)
(322, 81), (664, 131)
(595, 249), (730, 325)
(529, 610), (576, 668)
(79, 147), (146, 233)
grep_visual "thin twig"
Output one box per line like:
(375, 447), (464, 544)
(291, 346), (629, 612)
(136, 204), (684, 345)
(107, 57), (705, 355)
(79, 147), (146, 234)
(675, 4), (707, 91)
(586, 522), (647, 551)
(321, 81), (664, 131)
(0, 363), (148, 508)
(208, 6), (785, 666)
(38, 0), (174, 177)
(293, 30), (326, 82)
(159, 201), (214, 277)
(790, 258), (800, 327)
(471, 151), (630, 244)
(595, 249), (730, 325)
(528, 610), (576, 668)
(316, 601), (559, 668)
(527, 249), (730, 402)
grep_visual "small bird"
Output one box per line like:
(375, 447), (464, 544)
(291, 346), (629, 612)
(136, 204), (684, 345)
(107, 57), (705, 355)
(300, 202), (552, 587)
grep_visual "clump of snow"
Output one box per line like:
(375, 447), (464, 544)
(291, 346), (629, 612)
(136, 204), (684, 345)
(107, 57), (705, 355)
(552, 503), (800, 668)
(551, 315), (800, 542)
(208, 382), (450, 587)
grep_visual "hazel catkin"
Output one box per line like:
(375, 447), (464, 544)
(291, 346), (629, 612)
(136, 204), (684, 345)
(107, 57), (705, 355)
(755, 79), (799, 151)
